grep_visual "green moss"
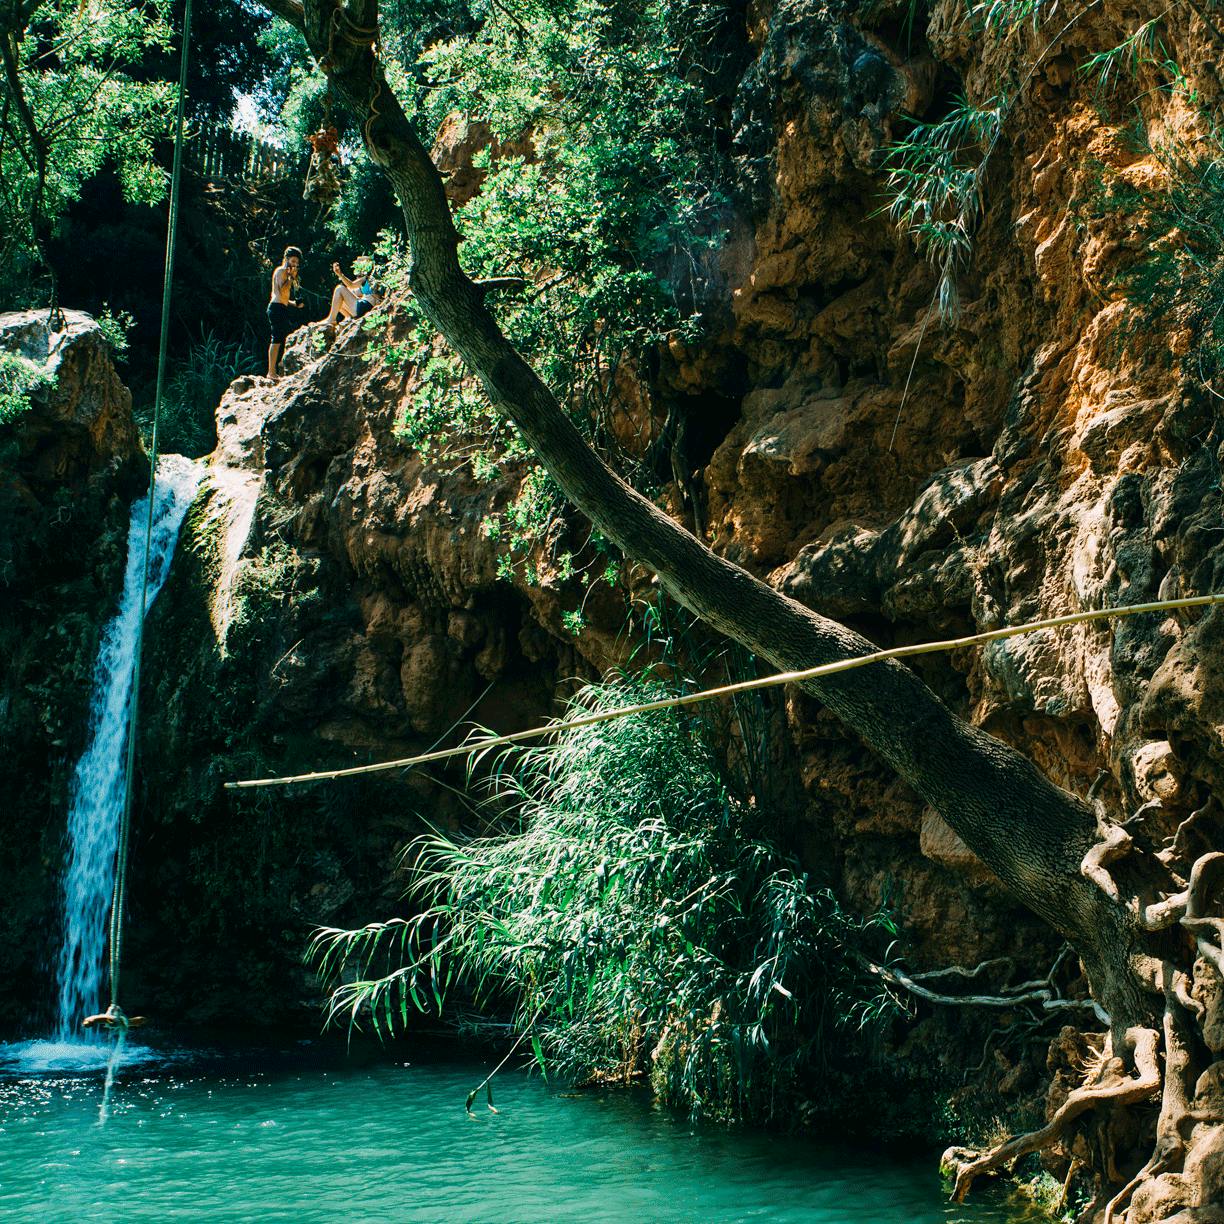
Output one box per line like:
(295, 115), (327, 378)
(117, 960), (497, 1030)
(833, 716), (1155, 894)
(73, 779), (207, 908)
(0, 351), (52, 424)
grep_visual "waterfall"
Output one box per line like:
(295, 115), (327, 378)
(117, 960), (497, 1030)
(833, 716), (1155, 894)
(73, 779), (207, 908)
(54, 455), (202, 1041)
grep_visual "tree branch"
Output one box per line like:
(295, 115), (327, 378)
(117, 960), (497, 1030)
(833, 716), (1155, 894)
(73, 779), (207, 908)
(258, 0), (304, 29)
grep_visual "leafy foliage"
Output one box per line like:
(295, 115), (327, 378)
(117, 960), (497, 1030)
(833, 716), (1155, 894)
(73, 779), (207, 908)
(966, 0), (1045, 31)
(96, 306), (134, 361)
(880, 0), (1196, 327)
(417, 0), (734, 379)
(310, 678), (898, 1124)
(0, 352), (52, 423)
(272, 0), (741, 577)
(1075, 16), (1197, 114)
(880, 97), (1003, 322)
(141, 328), (258, 456)
(0, 0), (176, 289)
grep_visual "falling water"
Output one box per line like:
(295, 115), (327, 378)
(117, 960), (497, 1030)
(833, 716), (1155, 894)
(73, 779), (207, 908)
(54, 455), (203, 1042)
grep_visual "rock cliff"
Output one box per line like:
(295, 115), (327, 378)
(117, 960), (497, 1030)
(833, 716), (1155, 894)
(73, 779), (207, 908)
(5, 0), (1224, 1209)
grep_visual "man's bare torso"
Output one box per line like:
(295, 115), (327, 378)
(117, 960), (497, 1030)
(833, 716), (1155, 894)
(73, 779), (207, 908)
(270, 263), (296, 305)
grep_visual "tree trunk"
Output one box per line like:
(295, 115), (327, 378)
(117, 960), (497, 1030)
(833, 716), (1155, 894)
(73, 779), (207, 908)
(261, 0), (1151, 1024)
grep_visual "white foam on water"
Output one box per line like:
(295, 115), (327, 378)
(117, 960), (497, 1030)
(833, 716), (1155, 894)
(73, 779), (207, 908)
(0, 1038), (160, 1075)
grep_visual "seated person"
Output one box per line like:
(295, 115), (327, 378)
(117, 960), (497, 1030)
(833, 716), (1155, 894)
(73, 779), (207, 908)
(320, 260), (384, 329)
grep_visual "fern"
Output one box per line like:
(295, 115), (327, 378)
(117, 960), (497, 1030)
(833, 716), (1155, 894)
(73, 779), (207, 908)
(881, 97), (1004, 322)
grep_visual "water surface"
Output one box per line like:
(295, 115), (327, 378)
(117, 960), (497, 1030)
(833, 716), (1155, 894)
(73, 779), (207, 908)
(0, 1044), (1042, 1223)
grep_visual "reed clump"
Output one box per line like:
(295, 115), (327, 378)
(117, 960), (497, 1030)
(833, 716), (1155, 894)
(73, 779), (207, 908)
(310, 678), (897, 1124)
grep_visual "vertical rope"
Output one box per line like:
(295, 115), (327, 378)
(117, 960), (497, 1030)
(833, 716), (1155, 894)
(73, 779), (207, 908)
(107, 0), (192, 1018)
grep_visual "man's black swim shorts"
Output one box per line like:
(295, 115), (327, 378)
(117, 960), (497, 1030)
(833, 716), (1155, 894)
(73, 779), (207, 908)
(267, 301), (295, 345)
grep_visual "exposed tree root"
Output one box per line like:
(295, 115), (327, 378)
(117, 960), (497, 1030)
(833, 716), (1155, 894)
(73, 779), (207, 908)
(942, 1025), (1161, 1203)
(871, 948), (1110, 1024)
(945, 835), (1224, 1220)
(1103, 977), (1193, 1224)
(1162, 800), (1218, 870)
(1081, 824), (1134, 903)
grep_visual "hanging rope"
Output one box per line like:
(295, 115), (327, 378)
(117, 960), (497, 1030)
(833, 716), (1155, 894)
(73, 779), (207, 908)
(224, 590), (1224, 790)
(326, 4), (382, 147)
(89, 0), (193, 1035)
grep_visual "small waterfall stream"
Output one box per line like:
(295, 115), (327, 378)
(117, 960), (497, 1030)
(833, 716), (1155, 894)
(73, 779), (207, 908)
(0, 457), (202, 1071)
(55, 455), (202, 1040)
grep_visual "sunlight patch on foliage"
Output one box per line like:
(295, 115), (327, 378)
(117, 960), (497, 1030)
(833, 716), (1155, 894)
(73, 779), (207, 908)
(1087, 135), (1224, 395)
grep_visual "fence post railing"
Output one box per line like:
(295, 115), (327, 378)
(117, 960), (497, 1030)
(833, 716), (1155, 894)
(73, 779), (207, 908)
(188, 122), (297, 186)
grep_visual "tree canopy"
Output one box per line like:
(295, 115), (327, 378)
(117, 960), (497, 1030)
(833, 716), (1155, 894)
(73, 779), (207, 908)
(0, 0), (174, 289)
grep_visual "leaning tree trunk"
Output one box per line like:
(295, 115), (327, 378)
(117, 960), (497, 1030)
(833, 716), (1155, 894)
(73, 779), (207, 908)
(260, 3), (1224, 1217)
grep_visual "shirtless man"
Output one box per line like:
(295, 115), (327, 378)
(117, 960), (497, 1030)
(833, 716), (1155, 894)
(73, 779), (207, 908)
(266, 246), (305, 378)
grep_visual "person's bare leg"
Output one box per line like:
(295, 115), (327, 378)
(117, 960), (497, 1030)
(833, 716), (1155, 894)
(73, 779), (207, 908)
(320, 284), (358, 326)
(321, 285), (341, 325)
(267, 341), (282, 378)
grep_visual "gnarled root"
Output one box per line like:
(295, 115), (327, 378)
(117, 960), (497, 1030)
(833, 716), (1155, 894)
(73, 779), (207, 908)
(1103, 975), (1194, 1224)
(942, 1025), (1161, 1203)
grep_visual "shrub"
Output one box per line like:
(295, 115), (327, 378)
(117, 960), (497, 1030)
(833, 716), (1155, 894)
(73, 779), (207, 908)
(142, 329), (258, 456)
(881, 97), (1004, 323)
(0, 352), (52, 424)
(1088, 135), (1224, 393)
(310, 678), (898, 1124)
(96, 305), (134, 361)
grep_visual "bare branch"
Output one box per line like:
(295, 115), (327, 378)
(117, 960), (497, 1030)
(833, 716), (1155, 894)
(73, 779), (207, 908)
(869, 961), (1109, 1025)
(1162, 798), (1217, 866)
(906, 957), (1013, 983)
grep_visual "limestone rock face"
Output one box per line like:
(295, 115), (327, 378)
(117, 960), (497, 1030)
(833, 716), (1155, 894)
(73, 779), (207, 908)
(0, 309), (142, 502)
(674, 0), (1224, 994)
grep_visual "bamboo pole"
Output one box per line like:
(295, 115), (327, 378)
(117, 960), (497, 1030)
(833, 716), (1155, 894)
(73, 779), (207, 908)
(224, 591), (1223, 791)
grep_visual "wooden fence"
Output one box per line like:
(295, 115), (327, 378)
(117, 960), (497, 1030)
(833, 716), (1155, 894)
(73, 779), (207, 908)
(191, 126), (303, 184)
